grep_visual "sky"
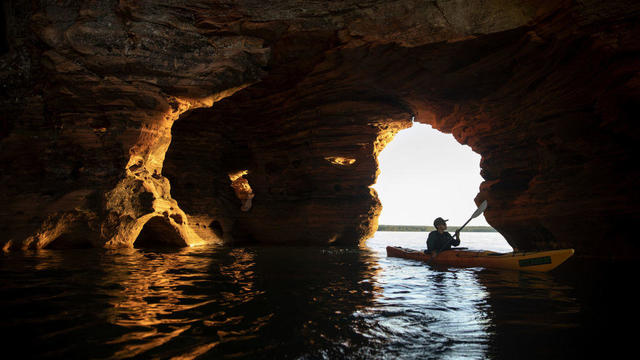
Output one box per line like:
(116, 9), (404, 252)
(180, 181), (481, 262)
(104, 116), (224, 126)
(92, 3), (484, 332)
(372, 122), (489, 227)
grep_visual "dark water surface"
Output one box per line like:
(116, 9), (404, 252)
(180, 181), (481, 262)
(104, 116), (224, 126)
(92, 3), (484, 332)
(1, 232), (636, 359)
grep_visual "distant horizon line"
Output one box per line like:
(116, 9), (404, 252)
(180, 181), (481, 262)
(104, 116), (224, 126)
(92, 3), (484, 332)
(377, 225), (497, 232)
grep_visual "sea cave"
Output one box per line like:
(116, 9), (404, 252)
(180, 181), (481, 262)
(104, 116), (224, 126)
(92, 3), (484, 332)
(1, 0), (638, 259)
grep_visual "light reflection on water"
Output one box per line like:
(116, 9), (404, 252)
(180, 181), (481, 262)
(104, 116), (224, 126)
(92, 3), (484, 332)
(0, 232), (623, 359)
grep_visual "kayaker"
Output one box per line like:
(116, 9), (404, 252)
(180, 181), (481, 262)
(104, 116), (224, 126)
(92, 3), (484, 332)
(426, 217), (460, 254)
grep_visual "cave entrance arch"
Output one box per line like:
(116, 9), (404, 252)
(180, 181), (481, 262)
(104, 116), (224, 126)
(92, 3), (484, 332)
(373, 122), (511, 251)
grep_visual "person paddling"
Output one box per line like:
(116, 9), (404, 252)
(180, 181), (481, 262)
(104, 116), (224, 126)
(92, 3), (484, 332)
(426, 217), (460, 255)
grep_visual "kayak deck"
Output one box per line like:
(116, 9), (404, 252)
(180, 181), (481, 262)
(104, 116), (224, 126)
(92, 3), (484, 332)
(386, 246), (575, 272)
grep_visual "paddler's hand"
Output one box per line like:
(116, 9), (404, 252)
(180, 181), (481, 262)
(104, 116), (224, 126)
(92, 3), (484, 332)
(453, 230), (461, 247)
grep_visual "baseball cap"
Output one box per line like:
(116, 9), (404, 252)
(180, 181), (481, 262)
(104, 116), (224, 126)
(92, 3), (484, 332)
(433, 217), (448, 227)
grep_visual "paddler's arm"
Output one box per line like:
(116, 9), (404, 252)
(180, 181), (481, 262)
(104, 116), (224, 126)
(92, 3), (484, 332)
(427, 232), (442, 258)
(452, 230), (461, 247)
(426, 231), (436, 252)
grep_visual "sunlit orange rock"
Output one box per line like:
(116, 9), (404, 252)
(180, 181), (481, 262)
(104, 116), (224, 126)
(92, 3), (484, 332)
(1, 1), (638, 257)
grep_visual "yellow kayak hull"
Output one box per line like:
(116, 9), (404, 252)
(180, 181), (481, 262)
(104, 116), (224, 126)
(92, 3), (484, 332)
(386, 246), (575, 272)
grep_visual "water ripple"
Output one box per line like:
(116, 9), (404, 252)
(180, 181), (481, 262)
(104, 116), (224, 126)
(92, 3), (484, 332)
(0, 233), (591, 359)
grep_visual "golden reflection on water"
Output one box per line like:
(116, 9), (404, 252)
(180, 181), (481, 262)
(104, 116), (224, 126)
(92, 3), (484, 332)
(80, 245), (382, 359)
(100, 247), (260, 359)
(1, 240), (592, 359)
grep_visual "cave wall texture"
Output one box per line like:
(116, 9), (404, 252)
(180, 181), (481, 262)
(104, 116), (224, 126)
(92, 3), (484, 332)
(0, 0), (638, 258)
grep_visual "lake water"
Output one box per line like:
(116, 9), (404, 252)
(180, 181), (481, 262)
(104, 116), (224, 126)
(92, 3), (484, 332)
(0, 231), (636, 359)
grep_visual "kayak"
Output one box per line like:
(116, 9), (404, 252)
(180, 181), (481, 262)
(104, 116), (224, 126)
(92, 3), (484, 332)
(386, 246), (575, 272)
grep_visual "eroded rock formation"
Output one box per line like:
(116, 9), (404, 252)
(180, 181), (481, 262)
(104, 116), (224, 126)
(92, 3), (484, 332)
(1, 1), (638, 257)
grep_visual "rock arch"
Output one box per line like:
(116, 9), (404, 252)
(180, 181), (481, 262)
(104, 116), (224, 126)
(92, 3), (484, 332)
(0, 1), (638, 258)
(134, 216), (187, 248)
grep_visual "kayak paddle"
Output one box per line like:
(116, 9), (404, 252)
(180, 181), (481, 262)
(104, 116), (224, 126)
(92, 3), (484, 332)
(455, 200), (488, 234)
(433, 200), (488, 257)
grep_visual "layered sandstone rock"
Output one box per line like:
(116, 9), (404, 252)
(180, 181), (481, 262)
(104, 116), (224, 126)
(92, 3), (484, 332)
(1, 1), (638, 257)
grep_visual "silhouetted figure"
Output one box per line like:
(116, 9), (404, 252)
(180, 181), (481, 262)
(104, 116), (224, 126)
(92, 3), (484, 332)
(426, 217), (460, 254)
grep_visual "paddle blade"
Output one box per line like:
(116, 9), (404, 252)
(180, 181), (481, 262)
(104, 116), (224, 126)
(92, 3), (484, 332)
(471, 200), (488, 218)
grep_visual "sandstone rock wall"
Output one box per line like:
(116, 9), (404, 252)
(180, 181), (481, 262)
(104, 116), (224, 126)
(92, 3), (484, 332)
(1, 1), (638, 257)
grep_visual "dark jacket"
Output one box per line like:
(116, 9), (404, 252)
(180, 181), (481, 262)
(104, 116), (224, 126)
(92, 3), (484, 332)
(427, 231), (460, 252)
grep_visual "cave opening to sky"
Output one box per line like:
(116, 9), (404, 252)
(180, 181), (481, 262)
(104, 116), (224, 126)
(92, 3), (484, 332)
(373, 122), (491, 229)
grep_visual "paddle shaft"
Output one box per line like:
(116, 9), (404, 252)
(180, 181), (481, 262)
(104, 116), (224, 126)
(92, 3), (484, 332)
(455, 217), (474, 234)
(455, 200), (488, 233)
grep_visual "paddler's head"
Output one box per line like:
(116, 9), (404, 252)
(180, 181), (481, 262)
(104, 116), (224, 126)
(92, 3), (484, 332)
(434, 217), (448, 233)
